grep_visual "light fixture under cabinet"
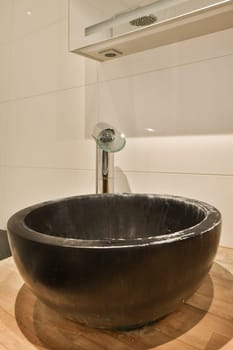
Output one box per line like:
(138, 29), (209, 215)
(69, 0), (233, 61)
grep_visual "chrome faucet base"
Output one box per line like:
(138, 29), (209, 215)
(92, 123), (126, 194)
(96, 148), (114, 194)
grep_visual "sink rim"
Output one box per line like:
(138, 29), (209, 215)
(7, 193), (221, 249)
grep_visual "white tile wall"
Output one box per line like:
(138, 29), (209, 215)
(0, 104), (7, 166)
(115, 171), (233, 247)
(95, 53), (233, 137)
(116, 135), (233, 175)
(10, 20), (98, 100)
(0, 0), (12, 45)
(5, 88), (94, 168)
(4, 167), (95, 221)
(97, 26), (233, 81)
(11, 0), (66, 40)
(0, 1), (232, 247)
(0, 167), (6, 228)
(0, 44), (11, 103)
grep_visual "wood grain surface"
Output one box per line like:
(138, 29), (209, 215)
(0, 246), (233, 350)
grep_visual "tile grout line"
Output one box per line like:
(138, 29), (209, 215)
(123, 170), (233, 177)
(0, 81), (97, 106)
(0, 51), (233, 106)
(2, 165), (233, 177)
(97, 51), (233, 84)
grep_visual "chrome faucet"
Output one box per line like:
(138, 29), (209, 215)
(92, 123), (126, 193)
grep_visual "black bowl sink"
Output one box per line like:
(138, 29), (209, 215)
(7, 193), (221, 330)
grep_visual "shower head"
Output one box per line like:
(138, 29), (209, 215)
(129, 14), (157, 27)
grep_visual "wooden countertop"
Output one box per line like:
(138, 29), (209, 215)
(0, 246), (233, 350)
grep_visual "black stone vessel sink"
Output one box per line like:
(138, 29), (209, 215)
(7, 194), (221, 330)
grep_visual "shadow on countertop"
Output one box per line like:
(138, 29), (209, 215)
(0, 230), (11, 260)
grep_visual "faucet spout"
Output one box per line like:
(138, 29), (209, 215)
(92, 123), (126, 194)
